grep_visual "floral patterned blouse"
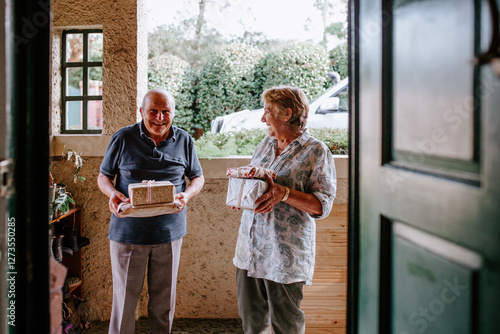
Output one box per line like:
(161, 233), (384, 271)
(233, 131), (336, 285)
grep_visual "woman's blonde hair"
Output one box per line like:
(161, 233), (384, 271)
(261, 86), (309, 133)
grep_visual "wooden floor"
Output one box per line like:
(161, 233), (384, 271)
(302, 204), (348, 334)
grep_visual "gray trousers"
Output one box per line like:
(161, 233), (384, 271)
(236, 268), (306, 334)
(109, 238), (182, 334)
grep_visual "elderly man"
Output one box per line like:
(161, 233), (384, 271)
(97, 89), (204, 333)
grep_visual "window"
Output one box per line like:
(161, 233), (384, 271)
(337, 88), (349, 112)
(61, 30), (103, 133)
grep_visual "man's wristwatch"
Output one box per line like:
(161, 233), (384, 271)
(281, 187), (290, 202)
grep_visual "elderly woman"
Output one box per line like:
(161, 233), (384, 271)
(233, 86), (337, 334)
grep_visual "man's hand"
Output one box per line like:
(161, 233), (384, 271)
(98, 173), (129, 218)
(169, 175), (205, 214)
(171, 192), (188, 214)
(109, 190), (129, 218)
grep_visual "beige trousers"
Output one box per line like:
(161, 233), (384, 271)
(108, 238), (182, 334)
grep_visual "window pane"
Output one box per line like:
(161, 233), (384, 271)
(88, 100), (103, 130)
(88, 67), (103, 96)
(338, 89), (349, 112)
(66, 67), (83, 96)
(66, 101), (83, 130)
(66, 34), (83, 62)
(88, 33), (103, 62)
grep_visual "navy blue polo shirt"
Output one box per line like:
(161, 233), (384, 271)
(100, 122), (203, 245)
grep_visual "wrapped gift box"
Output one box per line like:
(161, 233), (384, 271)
(227, 166), (277, 179)
(226, 178), (269, 210)
(118, 201), (182, 217)
(128, 180), (175, 207)
(226, 166), (276, 210)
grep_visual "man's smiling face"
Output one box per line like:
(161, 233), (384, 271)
(140, 91), (175, 144)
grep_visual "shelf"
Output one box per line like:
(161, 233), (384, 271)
(51, 207), (83, 299)
(50, 206), (81, 224)
(68, 281), (82, 293)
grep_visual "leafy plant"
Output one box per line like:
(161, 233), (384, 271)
(329, 42), (348, 79)
(233, 129), (267, 155)
(50, 192), (76, 217)
(63, 147), (86, 183)
(194, 44), (263, 132)
(309, 128), (349, 155)
(194, 127), (348, 158)
(254, 42), (331, 100)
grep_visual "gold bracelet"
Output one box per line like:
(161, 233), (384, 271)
(281, 187), (290, 202)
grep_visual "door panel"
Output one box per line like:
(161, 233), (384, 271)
(390, 221), (480, 334)
(354, 0), (500, 333)
(393, 0), (476, 161)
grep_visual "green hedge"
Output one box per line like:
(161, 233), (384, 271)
(147, 42), (344, 136)
(254, 42), (331, 101)
(194, 128), (348, 158)
(148, 54), (196, 134)
(329, 42), (348, 79)
(309, 128), (348, 155)
(194, 44), (263, 132)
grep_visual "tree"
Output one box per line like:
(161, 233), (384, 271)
(194, 44), (263, 132)
(194, 0), (206, 51)
(255, 42), (331, 100)
(148, 24), (226, 69)
(314, 0), (348, 48)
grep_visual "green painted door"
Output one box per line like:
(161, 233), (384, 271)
(3, 1), (51, 333)
(1, 1), (8, 332)
(352, 0), (500, 333)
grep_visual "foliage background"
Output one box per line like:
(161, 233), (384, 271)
(194, 128), (348, 158)
(148, 54), (196, 132)
(329, 42), (348, 79)
(146, 0), (349, 144)
(254, 42), (331, 101)
(194, 44), (263, 132)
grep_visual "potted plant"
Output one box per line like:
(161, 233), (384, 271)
(50, 147), (86, 219)
(50, 191), (75, 218)
(63, 147), (86, 183)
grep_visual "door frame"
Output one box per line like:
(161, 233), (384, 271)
(1, 0), (8, 331)
(4, 1), (51, 332)
(347, 0), (360, 332)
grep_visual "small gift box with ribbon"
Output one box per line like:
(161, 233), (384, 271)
(128, 180), (176, 207)
(226, 166), (276, 210)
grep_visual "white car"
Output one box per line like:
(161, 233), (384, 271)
(211, 78), (349, 133)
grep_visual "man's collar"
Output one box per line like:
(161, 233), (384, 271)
(139, 121), (176, 143)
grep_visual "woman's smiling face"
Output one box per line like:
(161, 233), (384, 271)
(261, 102), (286, 138)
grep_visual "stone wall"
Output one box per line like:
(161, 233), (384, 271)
(51, 0), (147, 135)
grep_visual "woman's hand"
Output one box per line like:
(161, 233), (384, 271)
(254, 174), (286, 214)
